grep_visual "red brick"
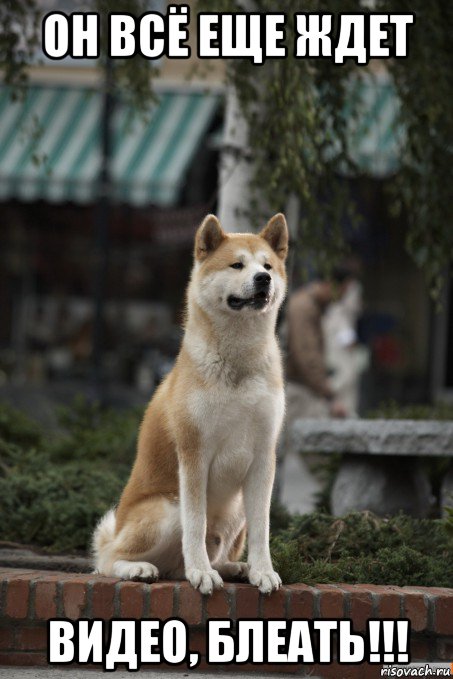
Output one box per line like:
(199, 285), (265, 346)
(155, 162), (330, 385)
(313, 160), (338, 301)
(0, 569), (35, 577)
(118, 582), (145, 618)
(0, 651), (48, 666)
(0, 627), (14, 650)
(234, 583), (259, 619)
(403, 592), (428, 632)
(206, 587), (231, 619)
(235, 662), (299, 673)
(62, 581), (88, 619)
(341, 586), (373, 631)
(178, 583), (202, 625)
(309, 663), (364, 679)
(358, 584), (404, 615)
(270, 666), (299, 674)
(436, 637), (453, 660)
(261, 587), (286, 618)
(15, 626), (47, 651)
(209, 661), (290, 674)
(404, 586), (453, 596)
(363, 664), (386, 679)
(5, 577), (31, 618)
(410, 638), (430, 660)
(351, 592), (373, 630)
(34, 580), (57, 620)
(32, 572), (73, 583)
(287, 584), (316, 618)
(264, 665), (299, 674)
(318, 585), (344, 618)
(377, 591), (401, 618)
(0, 571), (451, 674)
(149, 582), (174, 619)
(91, 579), (118, 619)
(189, 657), (216, 672)
(189, 630), (207, 655)
(435, 593), (453, 635)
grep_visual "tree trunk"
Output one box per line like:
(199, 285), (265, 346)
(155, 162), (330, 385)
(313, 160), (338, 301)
(217, 86), (256, 233)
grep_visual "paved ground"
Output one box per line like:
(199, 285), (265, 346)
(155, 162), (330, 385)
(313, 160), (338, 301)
(0, 669), (299, 678)
(2, 666), (451, 678)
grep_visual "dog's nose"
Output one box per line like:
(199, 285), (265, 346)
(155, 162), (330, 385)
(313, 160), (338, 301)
(254, 272), (271, 288)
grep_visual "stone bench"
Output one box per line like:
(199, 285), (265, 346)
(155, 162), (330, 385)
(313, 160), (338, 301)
(291, 419), (453, 517)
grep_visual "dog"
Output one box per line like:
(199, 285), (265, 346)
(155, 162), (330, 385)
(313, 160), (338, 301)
(93, 212), (288, 595)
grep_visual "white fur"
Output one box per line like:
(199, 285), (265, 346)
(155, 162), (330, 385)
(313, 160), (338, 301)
(178, 247), (286, 593)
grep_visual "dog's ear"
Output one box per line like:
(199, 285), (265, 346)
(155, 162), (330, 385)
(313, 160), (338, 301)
(259, 213), (289, 260)
(195, 214), (226, 261)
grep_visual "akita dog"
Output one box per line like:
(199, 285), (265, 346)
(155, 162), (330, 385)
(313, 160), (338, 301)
(93, 213), (288, 595)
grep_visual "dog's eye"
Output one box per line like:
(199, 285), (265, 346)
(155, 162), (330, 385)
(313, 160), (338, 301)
(230, 262), (244, 270)
(264, 263), (272, 271)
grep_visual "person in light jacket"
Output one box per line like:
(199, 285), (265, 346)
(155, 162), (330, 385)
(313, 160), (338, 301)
(285, 270), (353, 425)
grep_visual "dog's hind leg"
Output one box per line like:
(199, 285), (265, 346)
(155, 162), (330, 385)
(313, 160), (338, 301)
(93, 496), (182, 581)
(216, 525), (249, 580)
(111, 559), (159, 582)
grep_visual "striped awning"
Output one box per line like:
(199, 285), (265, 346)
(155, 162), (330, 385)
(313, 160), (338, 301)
(345, 72), (403, 177)
(0, 85), (220, 206)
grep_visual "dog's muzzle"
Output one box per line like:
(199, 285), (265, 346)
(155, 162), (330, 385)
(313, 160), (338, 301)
(227, 273), (272, 310)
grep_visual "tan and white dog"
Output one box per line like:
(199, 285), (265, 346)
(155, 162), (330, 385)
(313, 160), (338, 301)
(93, 213), (288, 595)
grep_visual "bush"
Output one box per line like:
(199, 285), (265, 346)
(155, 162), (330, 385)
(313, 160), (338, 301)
(0, 399), (140, 552)
(0, 402), (43, 448)
(367, 400), (453, 421)
(49, 396), (139, 464)
(270, 511), (453, 587)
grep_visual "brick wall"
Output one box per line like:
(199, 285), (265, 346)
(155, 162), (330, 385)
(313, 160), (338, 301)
(0, 568), (452, 677)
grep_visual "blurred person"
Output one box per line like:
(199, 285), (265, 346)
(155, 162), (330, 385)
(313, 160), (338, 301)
(285, 269), (353, 423)
(323, 279), (369, 416)
(274, 269), (353, 509)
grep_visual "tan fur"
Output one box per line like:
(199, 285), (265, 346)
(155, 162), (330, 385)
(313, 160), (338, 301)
(93, 213), (289, 594)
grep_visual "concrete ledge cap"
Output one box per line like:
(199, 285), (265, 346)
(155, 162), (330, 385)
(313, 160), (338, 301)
(291, 419), (453, 456)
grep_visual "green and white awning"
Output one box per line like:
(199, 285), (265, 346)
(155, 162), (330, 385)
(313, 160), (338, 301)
(0, 85), (220, 206)
(345, 72), (403, 177)
(0, 74), (402, 206)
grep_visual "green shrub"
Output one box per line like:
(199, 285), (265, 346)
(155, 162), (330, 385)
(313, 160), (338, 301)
(0, 442), (125, 552)
(49, 396), (140, 464)
(0, 399), (140, 552)
(367, 400), (453, 421)
(270, 511), (453, 587)
(0, 402), (43, 448)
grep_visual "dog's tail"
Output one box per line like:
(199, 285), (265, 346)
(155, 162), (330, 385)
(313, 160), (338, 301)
(91, 508), (116, 574)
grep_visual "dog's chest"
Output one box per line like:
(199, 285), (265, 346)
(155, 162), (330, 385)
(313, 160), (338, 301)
(189, 374), (278, 440)
(188, 376), (283, 499)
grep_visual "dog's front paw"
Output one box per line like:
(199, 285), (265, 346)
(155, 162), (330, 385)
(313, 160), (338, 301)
(248, 567), (282, 594)
(186, 568), (223, 595)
